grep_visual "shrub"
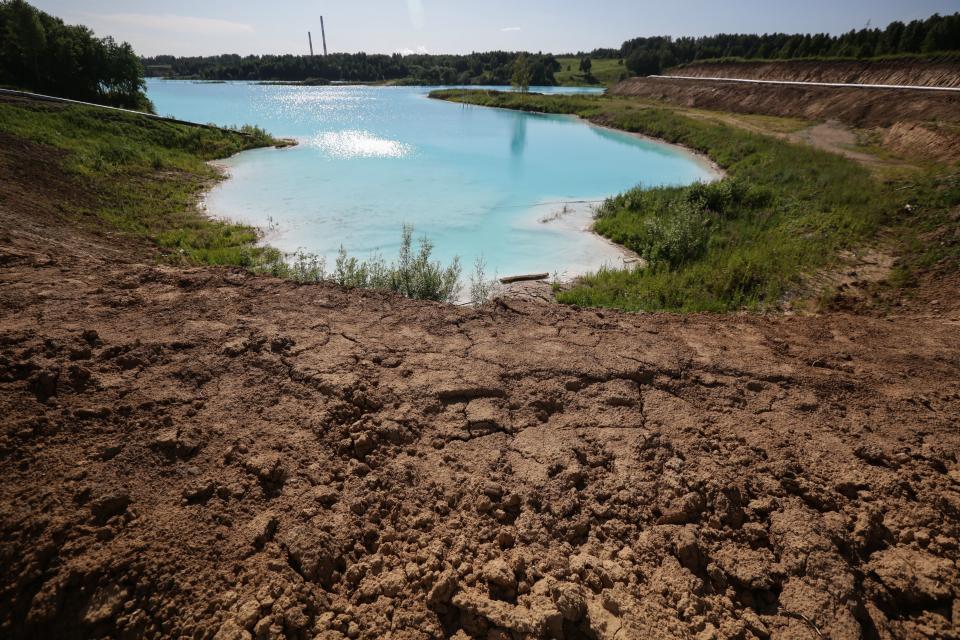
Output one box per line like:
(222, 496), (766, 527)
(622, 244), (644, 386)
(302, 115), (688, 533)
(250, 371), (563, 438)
(469, 256), (496, 305)
(637, 201), (711, 268)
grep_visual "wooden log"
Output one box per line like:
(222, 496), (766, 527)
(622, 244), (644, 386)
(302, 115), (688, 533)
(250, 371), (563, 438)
(498, 273), (550, 284)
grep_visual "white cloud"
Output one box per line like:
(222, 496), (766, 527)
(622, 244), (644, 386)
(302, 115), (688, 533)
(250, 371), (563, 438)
(501, 27), (522, 32)
(398, 45), (431, 55)
(407, 0), (425, 29)
(96, 13), (254, 36)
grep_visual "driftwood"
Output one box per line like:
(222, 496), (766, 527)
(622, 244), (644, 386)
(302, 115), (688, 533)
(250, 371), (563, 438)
(498, 273), (550, 284)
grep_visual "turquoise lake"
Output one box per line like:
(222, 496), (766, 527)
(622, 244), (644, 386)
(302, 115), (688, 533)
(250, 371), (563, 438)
(146, 80), (716, 279)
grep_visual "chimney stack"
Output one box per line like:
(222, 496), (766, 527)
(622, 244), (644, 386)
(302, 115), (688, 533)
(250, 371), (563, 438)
(320, 16), (328, 56)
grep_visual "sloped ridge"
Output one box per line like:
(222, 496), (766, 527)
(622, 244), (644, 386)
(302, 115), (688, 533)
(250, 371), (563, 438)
(610, 76), (960, 130)
(668, 56), (960, 88)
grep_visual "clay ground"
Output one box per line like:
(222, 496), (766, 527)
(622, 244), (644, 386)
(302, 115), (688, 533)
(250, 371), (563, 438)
(2, 116), (960, 640)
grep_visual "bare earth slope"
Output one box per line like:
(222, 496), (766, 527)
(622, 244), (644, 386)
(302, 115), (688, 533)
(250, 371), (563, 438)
(666, 57), (960, 89)
(2, 127), (960, 640)
(610, 77), (960, 129)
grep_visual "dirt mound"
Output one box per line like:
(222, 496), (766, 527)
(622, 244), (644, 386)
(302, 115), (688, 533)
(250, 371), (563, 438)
(2, 187), (960, 640)
(882, 122), (960, 163)
(610, 76), (960, 131)
(667, 56), (960, 89)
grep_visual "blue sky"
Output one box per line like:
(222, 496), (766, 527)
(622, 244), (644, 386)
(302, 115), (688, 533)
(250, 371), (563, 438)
(32, 1), (960, 57)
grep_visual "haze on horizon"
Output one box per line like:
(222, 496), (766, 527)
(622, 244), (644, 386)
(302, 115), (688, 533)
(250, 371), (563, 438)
(30, 0), (960, 58)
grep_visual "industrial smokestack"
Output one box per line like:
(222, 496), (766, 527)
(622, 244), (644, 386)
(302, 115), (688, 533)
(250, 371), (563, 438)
(320, 16), (328, 56)
(308, 31), (314, 56)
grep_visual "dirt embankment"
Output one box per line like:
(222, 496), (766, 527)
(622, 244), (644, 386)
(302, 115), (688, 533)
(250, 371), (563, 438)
(610, 77), (960, 129)
(667, 56), (960, 88)
(2, 120), (960, 640)
(610, 76), (960, 161)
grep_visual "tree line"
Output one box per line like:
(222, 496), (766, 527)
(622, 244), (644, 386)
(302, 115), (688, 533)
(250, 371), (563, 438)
(619, 12), (960, 76)
(0, 0), (150, 109)
(142, 52), (561, 86)
(3, 0), (958, 105)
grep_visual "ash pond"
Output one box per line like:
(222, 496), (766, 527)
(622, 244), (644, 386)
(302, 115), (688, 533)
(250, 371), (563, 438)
(147, 80), (717, 279)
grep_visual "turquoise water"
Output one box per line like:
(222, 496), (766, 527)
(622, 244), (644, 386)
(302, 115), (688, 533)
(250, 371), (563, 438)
(147, 80), (715, 278)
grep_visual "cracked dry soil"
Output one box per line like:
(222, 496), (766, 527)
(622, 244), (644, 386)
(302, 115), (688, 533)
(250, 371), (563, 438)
(2, 139), (960, 640)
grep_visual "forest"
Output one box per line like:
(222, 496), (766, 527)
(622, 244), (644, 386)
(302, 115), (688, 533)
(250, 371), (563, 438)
(142, 52), (562, 86)
(0, 0), (150, 109)
(619, 12), (960, 76)
(145, 12), (960, 85)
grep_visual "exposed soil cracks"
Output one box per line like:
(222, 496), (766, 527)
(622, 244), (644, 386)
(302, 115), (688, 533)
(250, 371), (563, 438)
(2, 135), (960, 640)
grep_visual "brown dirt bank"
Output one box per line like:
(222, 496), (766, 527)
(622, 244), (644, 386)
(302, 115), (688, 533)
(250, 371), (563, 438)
(2, 123), (960, 640)
(667, 57), (960, 89)
(610, 77), (960, 130)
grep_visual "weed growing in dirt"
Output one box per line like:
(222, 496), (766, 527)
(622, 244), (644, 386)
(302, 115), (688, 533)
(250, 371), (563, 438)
(253, 226), (463, 303)
(468, 256), (498, 305)
(431, 90), (902, 312)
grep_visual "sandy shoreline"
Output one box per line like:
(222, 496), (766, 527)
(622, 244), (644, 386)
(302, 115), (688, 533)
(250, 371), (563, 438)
(519, 198), (644, 281)
(200, 106), (721, 283)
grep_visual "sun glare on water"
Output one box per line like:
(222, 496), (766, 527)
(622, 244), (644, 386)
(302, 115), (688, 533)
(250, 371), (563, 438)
(309, 130), (413, 159)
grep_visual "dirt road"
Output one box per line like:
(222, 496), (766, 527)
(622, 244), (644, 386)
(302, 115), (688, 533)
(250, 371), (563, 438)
(2, 133), (960, 639)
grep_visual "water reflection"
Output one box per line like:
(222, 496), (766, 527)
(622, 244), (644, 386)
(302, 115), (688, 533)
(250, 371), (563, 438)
(510, 112), (527, 157)
(587, 123), (678, 159)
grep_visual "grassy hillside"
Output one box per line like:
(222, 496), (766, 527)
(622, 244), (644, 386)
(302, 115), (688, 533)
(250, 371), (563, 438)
(430, 90), (959, 312)
(0, 97), (465, 302)
(0, 97), (280, 265)
(554, 57), (632, 86)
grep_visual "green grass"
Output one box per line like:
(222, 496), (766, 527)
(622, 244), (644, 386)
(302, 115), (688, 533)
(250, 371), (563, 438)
(430, 90), (959, 312)
(554, 57), (631, 87)
(888, 171), (960, 275)
(0, 98), (469, 303)
(0, 99), (281, 266)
